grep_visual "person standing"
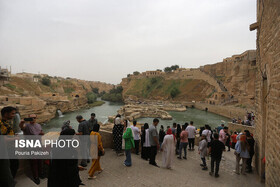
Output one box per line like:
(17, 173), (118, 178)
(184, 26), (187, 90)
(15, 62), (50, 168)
(171, 123), (177, 135)
(131, 120), (140, 155)
(219, 126), (228, 145)
(161, 128), (176, 169)
(149, 118), (160, 167)
(231, 132), (238, 149)
(0, 107), (16, 187)
(141, 123), (150, 160)
(123, 124), (135, 167)
(177, 125), (188, 159)
(48, 128), (85, 187)
(76, 115), (90, 167)
(113, 114), (124, 156)
(202, 124), (212, 147)
(176, 124), (182, 155)
(88, 113), (99, 133)
(88, 125), (104, 179)
(12, 107), (21, 134)
(19, 114), (44, 185)
(246, 131), (255, 173)
(225, 132), (231, 151)
(198, 134), (208, 170)
(186, 121), (196, 151)
(208, 133), (225, 178)
(159, 125), (165, 147)
(216, 124), (224, 134)
(234, 135), (250, 175)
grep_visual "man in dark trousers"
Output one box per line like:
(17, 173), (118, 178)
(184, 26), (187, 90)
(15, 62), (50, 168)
(208, 133), (225, 178)
(76, 115), (90, 167)
(149, 118), (160, 167)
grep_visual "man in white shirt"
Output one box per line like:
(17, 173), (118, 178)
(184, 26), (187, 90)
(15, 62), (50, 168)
(131, 120), (140, 155)
(186, 121), (196, 150)
(202, 124), (212, 146)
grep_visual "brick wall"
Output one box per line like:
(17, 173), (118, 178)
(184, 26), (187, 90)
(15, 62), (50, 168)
(255, 0), (280, 186)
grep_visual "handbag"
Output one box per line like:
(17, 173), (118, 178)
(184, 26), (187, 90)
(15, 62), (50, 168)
(98, 150), (105, 156)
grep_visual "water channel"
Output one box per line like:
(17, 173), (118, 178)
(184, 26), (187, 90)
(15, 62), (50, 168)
(43, 100), (230, 133)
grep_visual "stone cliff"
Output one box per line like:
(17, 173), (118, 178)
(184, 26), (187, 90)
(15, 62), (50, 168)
(0, 73), (115, 123)
(200, 50), (256, 108)
(121, 50), (257, 110)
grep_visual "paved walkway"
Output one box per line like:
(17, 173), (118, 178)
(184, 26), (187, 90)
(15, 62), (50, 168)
(16, 146), (264, 187)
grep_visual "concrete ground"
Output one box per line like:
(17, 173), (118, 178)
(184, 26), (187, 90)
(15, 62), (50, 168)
(15, 146), (264, 187)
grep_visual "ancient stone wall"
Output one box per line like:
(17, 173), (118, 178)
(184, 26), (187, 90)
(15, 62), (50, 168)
(200, 50), (257, 108)
(194, 103), (248, 119)
(254, 0), (280, 186)
(227, 122), (255, 135)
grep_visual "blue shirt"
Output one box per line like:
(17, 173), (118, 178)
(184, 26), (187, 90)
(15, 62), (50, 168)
(235, 141), (250, 158)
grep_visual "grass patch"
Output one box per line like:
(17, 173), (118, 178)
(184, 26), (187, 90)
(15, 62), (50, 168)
(4, 83), (16, 90)
(64, 88), (75, 93)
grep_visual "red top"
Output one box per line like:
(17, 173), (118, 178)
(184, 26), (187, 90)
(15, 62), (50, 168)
(231, 134), (237, 143)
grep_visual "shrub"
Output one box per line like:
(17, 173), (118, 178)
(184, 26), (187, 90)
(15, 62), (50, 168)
(150, 77), (158, 84)
(170, 87), (180, 98)
(92, 87), (99, 94)
(42, 77), (51, 86)
(4, 84), (16, 90)
(86, 92), (97, 104)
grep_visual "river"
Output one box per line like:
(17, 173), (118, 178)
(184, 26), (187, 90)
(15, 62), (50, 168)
(42, 101), (230, 133)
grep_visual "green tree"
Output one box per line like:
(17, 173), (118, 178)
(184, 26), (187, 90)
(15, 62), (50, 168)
(170, 65), (179, 71)
(92, 87), (99, 94)
(164, 67), (172, 73)
(86, 92), (97, 104)
(42, 77), (51, 86)
(133, 71), (140, 75)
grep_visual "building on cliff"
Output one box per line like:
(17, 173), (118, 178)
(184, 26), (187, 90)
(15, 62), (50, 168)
(0, 66), (11, 86)
(251, 0), (280, 186)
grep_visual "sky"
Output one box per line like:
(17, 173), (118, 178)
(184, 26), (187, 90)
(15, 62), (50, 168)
(0, 0), (257, 84)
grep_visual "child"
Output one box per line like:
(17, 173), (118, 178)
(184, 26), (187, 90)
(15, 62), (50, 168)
(123, 125), (135, 166)
(208, 133), (225, 177)
(198, 134), (208, 170)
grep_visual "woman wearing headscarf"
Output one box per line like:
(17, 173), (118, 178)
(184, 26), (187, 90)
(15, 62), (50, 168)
(113, 114), (124, 156)
(48, 128), (85, 187)
(234, 134), (250, 175)
(141, 123), (150, 160)
(88, 125), (104, 179)
(123, 123), (135, 166)
(176, 124), (182, 155)
(161, 128), (176, 169)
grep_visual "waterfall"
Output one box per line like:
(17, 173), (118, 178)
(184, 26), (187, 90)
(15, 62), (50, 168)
(57, 110), (64, 117)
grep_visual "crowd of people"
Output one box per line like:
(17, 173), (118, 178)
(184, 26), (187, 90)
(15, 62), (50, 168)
(112, 117), (256, 178)
(232, 111), (255, 126)
(0, 106), (256, 187)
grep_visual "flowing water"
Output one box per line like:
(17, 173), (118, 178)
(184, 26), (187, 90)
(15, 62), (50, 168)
(42, 101), (230, 133)
(42, 100), (123, 133)
(137, 108), (230, 130)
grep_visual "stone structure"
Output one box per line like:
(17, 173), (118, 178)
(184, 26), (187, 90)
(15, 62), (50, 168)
(142, 70), (163, 77)
(0, 66), (11, 86)
(200, 50), (257, 108)
(227, 122), (255, 135)
(252, 0), (280, 186)
(194, 102), (248, 120)
(118, 104), (173, 121)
